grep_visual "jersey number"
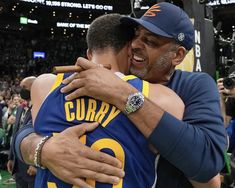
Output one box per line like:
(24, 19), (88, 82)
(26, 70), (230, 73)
(48, 137), (125, 188)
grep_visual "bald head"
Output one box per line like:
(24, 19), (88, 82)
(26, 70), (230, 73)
(20, 76), (36, 91)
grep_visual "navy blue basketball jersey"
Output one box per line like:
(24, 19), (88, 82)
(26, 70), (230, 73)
(34, 73), (157, 188)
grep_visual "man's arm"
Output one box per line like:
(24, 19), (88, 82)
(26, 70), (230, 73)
(19, 122), (124, 186)
(190, 174), (221, 188)
(217, 78), (231, 126)
(15, 74), (125, 186)
(31, 73), (57, 122)
(61, 57), (227, 182)
(148, 83), (220, 188)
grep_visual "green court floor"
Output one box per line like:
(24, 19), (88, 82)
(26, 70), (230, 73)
(0, 170), (16, 188)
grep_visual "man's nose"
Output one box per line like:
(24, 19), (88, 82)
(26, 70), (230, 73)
(131, 37), (143, 50)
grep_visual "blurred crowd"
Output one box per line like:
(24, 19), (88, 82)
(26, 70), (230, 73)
(0, 78), (23, 151)
(0, 31), (87, 79)
(0, 30), (87, 169)
(0, 75), (37, 187)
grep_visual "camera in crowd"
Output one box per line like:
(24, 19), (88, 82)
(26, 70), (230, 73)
(216, 30), (235, 89)
(223, 71), (235, 89)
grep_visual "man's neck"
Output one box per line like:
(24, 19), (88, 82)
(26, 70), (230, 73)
(92, 52), (120, 73)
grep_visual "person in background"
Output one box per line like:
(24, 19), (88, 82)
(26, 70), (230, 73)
(217, 64), (235, 152)
(217, 65), (235, 188)
(0, 104), (3, 147)
(0, 94), (7, 116)
(217, 85), (235, 188)
(0, 95), (4, 146)
(0, 103), (2, 129)
(7, 76), (37, 188)
(2, 94), (20, 149)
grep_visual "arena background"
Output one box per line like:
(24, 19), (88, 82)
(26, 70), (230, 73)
(0, 0), (235, 187)
(0, 0), (234, 79)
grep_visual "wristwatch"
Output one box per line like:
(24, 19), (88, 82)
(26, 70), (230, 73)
(124, 92), (145, 115)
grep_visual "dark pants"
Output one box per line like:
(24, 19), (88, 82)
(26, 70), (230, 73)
(15, 174), (35, 188)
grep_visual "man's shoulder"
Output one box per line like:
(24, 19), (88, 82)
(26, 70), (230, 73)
(31, 73), (57, 121)
(174, 70), (211, 79)
(32, 74), (56, 92)
(35, 73), (56, 83)
(173, 70), (214, 86)
(17, 105), (24, 111)
(170, 70), (216, 97)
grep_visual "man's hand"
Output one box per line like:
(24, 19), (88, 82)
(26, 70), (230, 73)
(27, 166), (37, 176)
(7, 160), (13, 174)
(41, 122), (125, 187)
(61, 57), (137, 110)
(217, 78), (235, 98)
(190, 174), (221, 188)
(7, 115), (16, 125)
(217, 78), (227, 98)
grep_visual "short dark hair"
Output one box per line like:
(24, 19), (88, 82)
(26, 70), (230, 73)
(86, 13), (134, 54)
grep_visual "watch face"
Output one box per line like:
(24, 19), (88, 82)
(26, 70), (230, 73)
(125, 92), (144, 114)
(131, 95), (142, 106)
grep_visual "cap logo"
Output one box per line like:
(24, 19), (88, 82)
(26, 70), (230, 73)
(178, 33), (185, 41)
(144, 4), (161, 17)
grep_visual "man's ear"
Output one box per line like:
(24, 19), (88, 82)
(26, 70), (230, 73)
(86, 49), (92, 60)
(172, 46), (187, 66)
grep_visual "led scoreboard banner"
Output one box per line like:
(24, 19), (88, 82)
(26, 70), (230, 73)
(19, 0), (113, 11)
(208, 0), (235, 6)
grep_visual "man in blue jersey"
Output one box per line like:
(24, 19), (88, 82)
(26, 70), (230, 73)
(15, 3), (225, 188)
